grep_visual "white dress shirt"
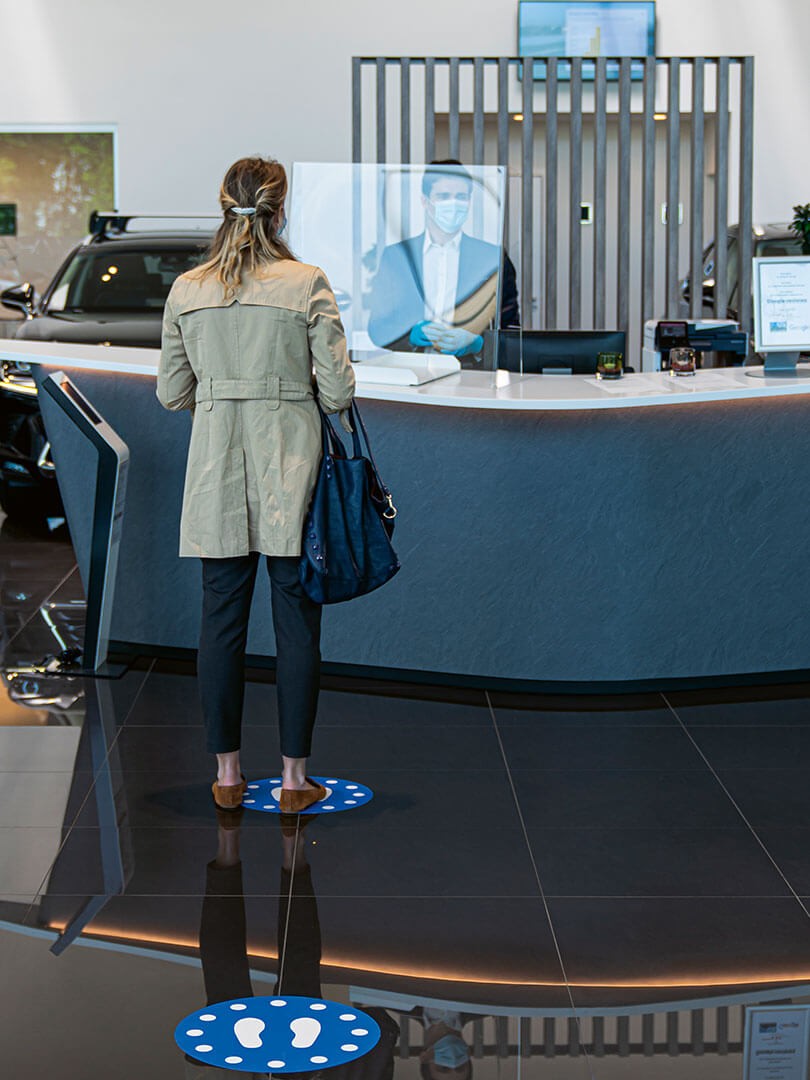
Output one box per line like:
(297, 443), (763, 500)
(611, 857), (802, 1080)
(422, 230), (462, 323)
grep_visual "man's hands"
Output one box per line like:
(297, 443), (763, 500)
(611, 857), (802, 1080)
(413, 321), (483, 357)
(409, 321), (434, 348)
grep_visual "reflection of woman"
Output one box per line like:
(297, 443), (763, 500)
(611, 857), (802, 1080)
(158, 157), (355, 815)
(190, 812), (400, 1079)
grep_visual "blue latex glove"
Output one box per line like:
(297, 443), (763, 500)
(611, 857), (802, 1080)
(422, 324), (484, 357)
(456, 331), (484, 358)
(409, 321), (433, 348)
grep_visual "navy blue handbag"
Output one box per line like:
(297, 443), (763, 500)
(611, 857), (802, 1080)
(299, 400), (400, 604)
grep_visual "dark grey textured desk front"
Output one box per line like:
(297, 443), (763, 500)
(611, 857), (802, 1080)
(31, 358), (810, 687)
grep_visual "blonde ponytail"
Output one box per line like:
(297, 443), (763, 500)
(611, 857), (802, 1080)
(190, 157), (296, 298)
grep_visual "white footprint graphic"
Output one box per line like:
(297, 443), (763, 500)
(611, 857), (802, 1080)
(234, 1017), (266, 1049)
(290, 1016), (322, 1049)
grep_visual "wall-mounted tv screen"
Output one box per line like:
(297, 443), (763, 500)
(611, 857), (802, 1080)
(518, 1), (656, 81)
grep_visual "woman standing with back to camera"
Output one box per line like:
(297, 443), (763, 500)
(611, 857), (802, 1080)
(157, 156), (355, 814)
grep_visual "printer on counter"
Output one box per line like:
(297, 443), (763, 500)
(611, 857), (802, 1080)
(642, 319), (749, 372)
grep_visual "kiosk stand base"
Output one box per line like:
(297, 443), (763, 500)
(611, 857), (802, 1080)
(37, 371), (130, 675)
(5, 654), (130, 680)
(746, 352), (808, 377)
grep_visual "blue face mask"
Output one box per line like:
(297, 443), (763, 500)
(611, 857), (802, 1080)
(278, 211), (288, 235)
(432, 1035), (469, 1068)
(429, 199), (469, 235)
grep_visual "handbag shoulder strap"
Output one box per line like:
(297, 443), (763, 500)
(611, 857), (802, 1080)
(315, 397), (393, 503)
(349, 402), (378, 468)
(349, 401), (394, 503)
(314, 398), (346, 458)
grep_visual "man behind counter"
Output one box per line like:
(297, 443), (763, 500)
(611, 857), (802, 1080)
(367, 160), (519, 365)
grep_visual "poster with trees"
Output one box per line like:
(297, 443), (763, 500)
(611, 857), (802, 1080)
(0, 131), (115, 313)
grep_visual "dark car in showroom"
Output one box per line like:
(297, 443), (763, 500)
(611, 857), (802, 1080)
(0, 213), (212, 524)
(680, 223), (803, 320)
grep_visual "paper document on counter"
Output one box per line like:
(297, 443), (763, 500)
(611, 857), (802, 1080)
(686, 372), (749, 389)
(584, 374), (665, 393)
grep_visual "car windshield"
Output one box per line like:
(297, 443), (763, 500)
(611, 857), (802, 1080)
(755, 236), (803, 258)
(46, 246), (206, 313)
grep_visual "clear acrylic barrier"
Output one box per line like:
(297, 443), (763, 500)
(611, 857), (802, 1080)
(290, 164), (506, 380)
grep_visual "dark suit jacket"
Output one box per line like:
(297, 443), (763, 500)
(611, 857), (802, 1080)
(367, 232), (519, 352)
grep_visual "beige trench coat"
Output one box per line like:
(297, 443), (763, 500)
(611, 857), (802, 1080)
(157, 260), (355, 558)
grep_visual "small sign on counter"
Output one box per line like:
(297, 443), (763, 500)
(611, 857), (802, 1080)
(743, 1005), (810, 1080)
(755, 258), (810, 353)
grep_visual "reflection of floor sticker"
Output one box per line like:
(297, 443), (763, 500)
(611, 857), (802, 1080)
(175, 996), (381, 1073)
(241, 776), (374, 815)
(289, 1016), (321, 1047)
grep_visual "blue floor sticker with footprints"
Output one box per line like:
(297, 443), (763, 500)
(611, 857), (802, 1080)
(242, 776), (374, 814)
(175, 996), (381, 1072)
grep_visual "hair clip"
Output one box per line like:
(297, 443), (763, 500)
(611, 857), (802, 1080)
(230, 207), (256, 216)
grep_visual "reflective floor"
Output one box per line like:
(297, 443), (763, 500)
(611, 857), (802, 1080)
(3, 511), (810, 1077)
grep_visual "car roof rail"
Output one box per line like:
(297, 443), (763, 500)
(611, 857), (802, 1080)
(87, 211), (219, 238)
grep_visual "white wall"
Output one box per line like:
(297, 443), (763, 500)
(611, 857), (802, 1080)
(1, 0), (807, 223)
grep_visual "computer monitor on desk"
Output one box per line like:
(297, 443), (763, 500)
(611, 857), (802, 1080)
(750, 256), (810, 377)
(488, 330), (627, 374)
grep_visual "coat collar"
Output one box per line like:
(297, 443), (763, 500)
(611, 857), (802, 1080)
(170, 262), (309, 316)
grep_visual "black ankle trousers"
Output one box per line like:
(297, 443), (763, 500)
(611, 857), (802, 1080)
(198, 554), (322, 757)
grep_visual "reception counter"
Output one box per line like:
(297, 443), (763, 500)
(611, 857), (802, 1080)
(6, 338), (810, 688)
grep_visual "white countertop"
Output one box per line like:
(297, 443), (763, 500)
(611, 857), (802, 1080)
(4, 337), (810, 410)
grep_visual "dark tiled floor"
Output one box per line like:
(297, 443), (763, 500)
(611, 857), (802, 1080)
(124, 672), (495, 728)
(6, 515), (810, 1077)
(508, 768), (745, 828)
(526, 825), (793, 897)
(665, 683), (810, 724)
(498, 723), (707, 769)
(549, 894), (810, 978)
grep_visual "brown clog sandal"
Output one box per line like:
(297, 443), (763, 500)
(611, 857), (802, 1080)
(212, 774), (247, 811)
(278, 778), (327, 814)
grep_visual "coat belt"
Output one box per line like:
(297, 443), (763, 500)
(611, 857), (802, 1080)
(195, 375), (313, 411)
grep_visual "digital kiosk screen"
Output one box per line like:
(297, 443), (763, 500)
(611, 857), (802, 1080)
(519, 1), (656, 80)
